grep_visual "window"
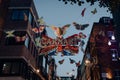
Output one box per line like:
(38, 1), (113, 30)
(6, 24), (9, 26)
(11, 62), (20, 74)
(107, 31), (114, 38)
(103, 17), (111, 24)
(28, 12), (34, 25)
(2, 63), (11, 74)
(11, 9), (29, 20)
(114, 70), (120, 80)
(110, 49), (118, 61)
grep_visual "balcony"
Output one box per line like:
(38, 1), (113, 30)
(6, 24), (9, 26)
(0, 45), (36, 68)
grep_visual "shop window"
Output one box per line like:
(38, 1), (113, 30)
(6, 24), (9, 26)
(114, 70), (120, 80)
(110, 49), (118, 61)
(11, 9), (29, 20)
(28, 12), (34, 26)
(107, 31), (114, 38)
(11, 62), (20, 74)
(2, 63), (11, 74)
(5, 37), (16, 45)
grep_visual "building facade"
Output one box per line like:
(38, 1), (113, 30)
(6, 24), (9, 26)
(0, 0), (52, 80)
(79, 17), (120, 80)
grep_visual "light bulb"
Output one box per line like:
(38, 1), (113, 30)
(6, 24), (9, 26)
(111, 35), (115, 40)
(108, 41), (111, 46)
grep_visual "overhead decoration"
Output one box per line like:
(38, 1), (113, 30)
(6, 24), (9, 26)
(32, 25), (46, 33)
(15, 36), (26, 42)
(75, 61), (81, 67)
(66, 69), (75, 76)
(50, 24), (71, 38)
(5, 30), (15, 37)
(39, 32), (86, 56)
(81, 8), (86, 17)
(69, 58), (76, 64)
(72, 22), (89, 30)
(58, 59), (64, 65)
(37, 16), (46, 25)
(35, 37), (41, 47)
(91, 8), (97, 14)
(69, 58), (81, 67)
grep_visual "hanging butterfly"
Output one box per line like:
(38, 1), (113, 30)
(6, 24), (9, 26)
(66, 69), (75, 76)
(15, 36), (26, 42)
(37, 16), (46, 25)
(79, 32), (86, 39)
(32, 25), (45, 33)
(58, 59), (64, 65)
(61, 50), (72, 56)
(81, 8), (86, 17)
(5, 30), (15, 37)
(69, 58), (76, 64)
(75, 61), (81, 67)
(79, 40), (85, 47)
(35, 37), (41, 47)
(73, 22), (89, 30)
(48, 50), (57, 56)
(91, 8), (97, 14)
(50, 24), (71, 38)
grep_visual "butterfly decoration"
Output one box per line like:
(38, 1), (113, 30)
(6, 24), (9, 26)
(73, 22), (89, 30)
(58, 59), (64, 65)
(91, 8), (97, 14)
(37, 16), (46, 25)
(35, 37), (41, 47)
(50, 24), (71, 38)
(48, 50), (57, 56)
(81, 8), (86, 17)
(32, 25), (45, 33)
(66, 69), (75, 76)
(75, 61), (81, 67)
(79, 40), (85, 47)
(79, 32), (87, 39)
(61, 50), (72, 56)
(15, 36), (26, 42)
(5, 30), (15, 37)
(69, 58), (76, 64)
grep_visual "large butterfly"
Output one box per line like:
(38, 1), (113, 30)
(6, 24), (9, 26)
(5, 30), (15, 37)
(15, 36), (26, 42)
(73, 22), (89, 30)
(91, 8), (97, 14)
(50, 24), (71, 38)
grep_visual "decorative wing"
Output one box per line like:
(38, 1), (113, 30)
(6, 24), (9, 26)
(62, 24), (71, 35)
(37, 16), (46, 25)
(75, 61), (81, 67)
(15, 36), (26, 42)
(73, 22), (89, 30)
(32, 27), (39, 33)
(79, 32), (86, 39)
(5, 30), (15, 37)
(39, 45), (56, 55)
(69, 58), (76, 64)
(81, 8), (86, 17)
(58, 59), (64, 65)
(91, 8), (97, 14)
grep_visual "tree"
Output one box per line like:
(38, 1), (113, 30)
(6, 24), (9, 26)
(58, 0), (120, 47)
